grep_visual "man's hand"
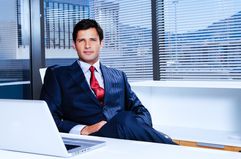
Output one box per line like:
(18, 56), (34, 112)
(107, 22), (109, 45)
(80, 120), (107, 135)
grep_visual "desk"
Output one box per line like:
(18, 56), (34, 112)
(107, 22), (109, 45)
(131, 81), (241, 152)
(0, 133), (241, 159)
(155, 125), (241, 151)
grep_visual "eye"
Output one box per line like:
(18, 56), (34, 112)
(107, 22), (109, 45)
(90, 38), (97, 41)
(77, 39), (84, 43)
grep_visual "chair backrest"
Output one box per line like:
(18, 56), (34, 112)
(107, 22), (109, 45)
(39, 68), (47, 84)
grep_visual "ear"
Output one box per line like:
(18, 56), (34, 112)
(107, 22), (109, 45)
(72, 41), (76, 50)
(100, 40), (104, 48)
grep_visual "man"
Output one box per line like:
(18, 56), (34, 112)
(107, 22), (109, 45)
(40, 19), (176, 144)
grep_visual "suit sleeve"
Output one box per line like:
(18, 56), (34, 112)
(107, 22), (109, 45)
(40, 67), (79, 133)
(123, 72), (153, 127)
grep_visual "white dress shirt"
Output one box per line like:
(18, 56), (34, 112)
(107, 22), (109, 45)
(69, 59), (104, 135)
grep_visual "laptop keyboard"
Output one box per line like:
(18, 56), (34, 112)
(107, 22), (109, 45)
(62, 137), (102, 146)
(61, 136), (105, 154)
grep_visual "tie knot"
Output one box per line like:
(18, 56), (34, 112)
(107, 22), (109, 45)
(89, 66), (95, 73)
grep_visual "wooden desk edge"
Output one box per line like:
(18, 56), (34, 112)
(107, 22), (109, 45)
(174, 139), (241, 152)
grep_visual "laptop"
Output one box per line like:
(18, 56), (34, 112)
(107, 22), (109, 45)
(0, 99), (105, 157)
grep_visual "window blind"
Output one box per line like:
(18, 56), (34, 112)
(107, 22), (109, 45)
(89, 0), (153, 81)
(156, 0), (241, 81)
(0, 0), (31, 98)
(44, 0), (153, 82)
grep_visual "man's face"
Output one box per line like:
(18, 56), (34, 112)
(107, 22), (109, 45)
(73, 28), (103, 65)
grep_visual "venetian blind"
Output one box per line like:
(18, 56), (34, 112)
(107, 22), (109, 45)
(44, 0), (153, 82)
(89, 0), (153, 81)
(0, 0), (32, 99)
(156, 0), (241, 81)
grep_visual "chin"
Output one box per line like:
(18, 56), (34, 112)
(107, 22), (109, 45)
(83, 59), (98, 65)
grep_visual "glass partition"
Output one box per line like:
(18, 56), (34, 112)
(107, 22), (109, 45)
(0, 0), (31, 99)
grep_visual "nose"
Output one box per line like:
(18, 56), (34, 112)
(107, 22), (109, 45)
(85, 41), (90, 49)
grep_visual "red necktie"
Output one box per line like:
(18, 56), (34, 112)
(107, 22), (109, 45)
(89, 66), (105, 104)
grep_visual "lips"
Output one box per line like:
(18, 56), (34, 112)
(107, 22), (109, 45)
(83, 51), (93, 54)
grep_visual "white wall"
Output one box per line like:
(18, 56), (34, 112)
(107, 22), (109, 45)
(131, 81), (241, 133)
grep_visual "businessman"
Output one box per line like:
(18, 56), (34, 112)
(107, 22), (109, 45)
(40, 19), (176, 144)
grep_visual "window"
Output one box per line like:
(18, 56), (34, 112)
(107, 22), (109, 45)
(44, 0), (90, 63)
(0, 0), (31, 99)
(90, 0), (153, 81)
(156, 0), (241, 81)
(44, 0), (153, 81)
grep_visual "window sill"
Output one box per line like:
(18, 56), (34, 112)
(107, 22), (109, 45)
(130, 80), (241, 89)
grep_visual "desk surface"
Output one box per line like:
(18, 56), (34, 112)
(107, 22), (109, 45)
(1, 133), (241, 159)
(155, 125), (241, 147)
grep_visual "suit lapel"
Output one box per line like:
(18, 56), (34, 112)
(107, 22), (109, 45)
(100, 64), (111, 104)
(69, 61), (100, 105)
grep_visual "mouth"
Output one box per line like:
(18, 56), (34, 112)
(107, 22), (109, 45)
(83, 51), (93, 54)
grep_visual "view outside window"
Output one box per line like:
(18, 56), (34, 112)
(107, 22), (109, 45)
(157, 0), (241, 80)
(0, 0), (31, 99)
(44, 0), (153, 81)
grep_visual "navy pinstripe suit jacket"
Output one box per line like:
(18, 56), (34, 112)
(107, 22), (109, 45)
(40, 61), (152, 133)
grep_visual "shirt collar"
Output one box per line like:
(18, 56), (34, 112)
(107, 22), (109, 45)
(77, 60), (101, 74)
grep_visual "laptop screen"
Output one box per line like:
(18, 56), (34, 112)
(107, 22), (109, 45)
(0, 99), (105, 157)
